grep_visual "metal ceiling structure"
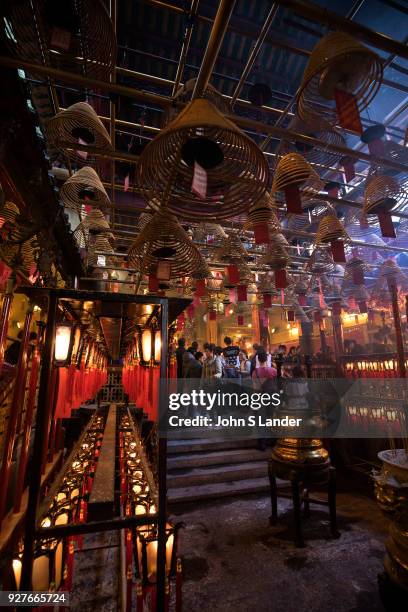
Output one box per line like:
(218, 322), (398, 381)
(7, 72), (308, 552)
(1, 0), (408, 281)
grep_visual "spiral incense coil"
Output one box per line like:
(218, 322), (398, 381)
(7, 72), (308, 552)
(272, 153), (323, 199)
(60, 167), (111, 212)
(136, 98), (269, 221)
(194, 222), (228, 242)
(257, 273), (278, 295)
(85, 209), (111, 231)
(345, 257), (366, 286)
(316, 215), (349, 245)
(379, 259), (403, 280)
(1, 0), (116, 83)
(307, 248), (336, 275)
(260, 244), (290, 271)
(0, 201), (20, 224)
(89, 235), (114, 267)
(191, 260), (211, 280)
(215, 233), (248, 264)
(128, 209), (205, 279)
(165, 79), (230, 125)
(289, 115), (346, 169)
(20, 237), (39, 275)
(297, 32), (383, 129)
(47, 102), (112, 160)
(364, 176), (407, 215)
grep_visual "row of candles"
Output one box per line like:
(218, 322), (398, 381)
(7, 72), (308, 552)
(119, 413), (180, 612)
(344, 358), (407, 377)
(346, 403), (406, 435)
(11, 413), (105, 592)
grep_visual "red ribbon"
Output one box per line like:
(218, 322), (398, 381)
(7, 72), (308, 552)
(284, 185), (302, 214)
(334, 89), (363, 134)
(237, 285), (247, 302)
(275, 269), (287, 289)
(330, 239), (346, 263)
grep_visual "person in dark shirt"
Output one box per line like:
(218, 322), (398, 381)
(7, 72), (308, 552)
(222, 336), (239, 378)
(187, 340), (199, 356)
(185, 351), (203, 379)
(175, 338), (186, 380)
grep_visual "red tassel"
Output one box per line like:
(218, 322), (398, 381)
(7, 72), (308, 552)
(263, 293), (272, 307)
(334, 89), (363, 134)
(352, 268), (365, 285)
(195, 279), (206, 297)
(157, 260), (171, 280)
(226, 264), (240, 285)
(330, 240), (346, 263)
(378, 212), (396, 238)
(209, 311), (216, 321)
(284, 185), (303, 214)
(275, 269), (287, 289)
(253, 223), (270, 244)
(298, 294), (307, 306)
(358, 301), (368, 313)
(332, 302), (342, 316)
(237, 315), (244, 326)
(287, 310), (295, 322)
(237, 285), (247, 302)
(148, 275), (159, 292)
(341, 156), (355, 182)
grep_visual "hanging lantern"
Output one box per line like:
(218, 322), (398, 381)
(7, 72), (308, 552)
(154, 331), (161, 364)
(136, 98), (268, 221)
(135, 522), (176, 585)
(316, 214), (349, 263)
(297, 32), (382, 134)
(364, 176), (407, 238)
(140, 329), (153, 365)
(55, 322), (73, 365)
(128, 210), (205, 280)
(272, 153), (322, 214)
(60, 167), (111, 213)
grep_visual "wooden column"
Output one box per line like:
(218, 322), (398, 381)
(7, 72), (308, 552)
(332, 313), (344, 360)
(20, 293), (57, 590)
(0, 301), (33, 527)
(387, 277), (406, 377)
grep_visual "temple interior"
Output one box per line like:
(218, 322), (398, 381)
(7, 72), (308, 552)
(0, 1), (408, 611)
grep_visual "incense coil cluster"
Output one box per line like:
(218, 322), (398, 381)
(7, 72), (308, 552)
(345, 257), (366, 285)
(257, 272), (278, 296)
(272, 153), (323, 197)
(316, 214), (349, 245)
(247, 192), (277, 225)
(137, 98), (269, 221)
(297, 32), (383, 129)
(194, 222), (228, 243)
(2, 0), (116, 82)
(0, 201), (20, 224)
(364, 176), (408, 215)
(60, 167), (111, 213)
(47, 103), (112, 161)
(128, 209), (206, 279)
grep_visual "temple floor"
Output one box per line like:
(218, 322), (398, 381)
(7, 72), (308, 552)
(172, 479), (389, 612)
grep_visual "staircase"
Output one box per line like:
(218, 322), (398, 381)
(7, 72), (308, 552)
(167, 434), (270, 505)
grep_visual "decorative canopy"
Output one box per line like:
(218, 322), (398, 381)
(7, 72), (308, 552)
(136, 98), (269, 221)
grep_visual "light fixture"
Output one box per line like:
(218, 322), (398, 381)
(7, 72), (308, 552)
(54, 322), (73, 364)
(154, 331), (161, 364)
(136, 523), (176, 585)
(141, 329), (152, 364)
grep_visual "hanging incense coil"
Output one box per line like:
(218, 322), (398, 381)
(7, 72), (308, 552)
(128, 209), (206, 279)
(316, 214), (349, 263)
(345, 257), (366, 286)
(364, 176), (408, 238)
(215, 233), (248, 264)
(165, 79), (230, 125)
(307, 248), (336, 275)
(74, 209), (112, 249)
(247, 192), (280, 244)
(1, 0), (116, 82)
(260, 244), (290, 271)
(297, 32), (382, 132)
(46, 102), (112, 160)
(60, 167), (110, 212)
(194, 222), (228, 243)
(289, 114), (346, 170)
(88, 235), (114, 267)
(191, 260), (211, 280)
(0, 201), (20, 224)
(272, 153), (323, 214)
(137, 98), (269, 221)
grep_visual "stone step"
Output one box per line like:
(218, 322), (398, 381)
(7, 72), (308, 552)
(167, 460), (268, 488)
(167, 437), (256, 454)
(168, 476), (270, 505)
(167, 447), (269, 470)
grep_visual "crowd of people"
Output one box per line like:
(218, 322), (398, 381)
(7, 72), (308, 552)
(174, 337), (305, 386)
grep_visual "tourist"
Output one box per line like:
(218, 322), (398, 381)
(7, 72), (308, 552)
(252, 351), (277, 392)
(222, 336), (240, 378)
(175, 338), (186, 381)
(201, 343), (223, 381)
(238, 350), (251, 378)
(187, 340), (199, 356)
